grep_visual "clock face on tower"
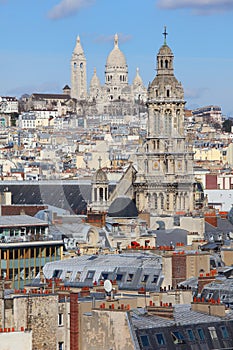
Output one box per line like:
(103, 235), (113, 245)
(153, 161), (159, 170)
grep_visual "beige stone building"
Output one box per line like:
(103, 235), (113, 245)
(134, 34), (194, 216)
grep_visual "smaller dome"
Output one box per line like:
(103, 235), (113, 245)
(106, 34), (127, 68)
(90, 68), (101, 88)
(133, 67), (143, 86)
(157, 44), (173, 57)
(108, 196), (138, 218)
(93, 168), (108, 183)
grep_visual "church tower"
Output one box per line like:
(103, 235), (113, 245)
(71, 36), (87, 100)
(134, 28), (194, 215)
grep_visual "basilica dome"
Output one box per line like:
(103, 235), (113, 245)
(106, 34), (127, 68)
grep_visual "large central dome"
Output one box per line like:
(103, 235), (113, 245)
(106, 34), (127, 68)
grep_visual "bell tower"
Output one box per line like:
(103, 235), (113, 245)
(71, 36), (87, 100)
(134, 27), (194, 215)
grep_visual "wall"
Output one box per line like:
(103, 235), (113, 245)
(82, 310), (135, 350)
(186, 253), (210, 279)
(0, 331), (32, 350)
(13, 295), (58, 350)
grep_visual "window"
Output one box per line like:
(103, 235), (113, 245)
(141, 275), (149, 283)
(208, 327), (217, 340)
(220, 325), (229, 339)
(116, 274), (123, 281)
(154, 194), (158, 210)
(140, 335), (150, 347)
(86, 271), (95, 279)
(101, 273), (108, 280)
(197, 328), (205, 341)
(206, 293), (213, 300)
(65, 271), (72, 280)
(75, 271), (81, 281)
(58, 313), (63, 326)
(156, 333), (165, 345)
(53, 269), (62, 278)
(127, 273), (134, 282)
(187, 329), (195, 341)
(171, 331), (185, 344)
(58, 342), (64, 350)
(152, 275), (158, 284)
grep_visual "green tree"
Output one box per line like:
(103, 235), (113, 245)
(222, 119), (233, 133)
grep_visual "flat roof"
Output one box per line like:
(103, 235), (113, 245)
(0, 215), (48, 227)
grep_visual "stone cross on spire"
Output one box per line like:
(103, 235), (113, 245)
(114, 33), (119, 47)
(163, 26), (168, 45)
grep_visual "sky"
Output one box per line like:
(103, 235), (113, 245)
(0, 0), (233, 116)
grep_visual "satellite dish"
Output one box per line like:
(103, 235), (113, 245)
(104, 279), (113, 293)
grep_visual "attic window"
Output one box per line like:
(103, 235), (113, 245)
(141, 275), (149, 283)
(140, 335), (150, 347)
(187, 329), (195, 341)
(127, 273), (134, 282)
(101, 273), (108, 280)
(53, 269), (62, 278)
(86, 270), (95, 279)
(156, 333), (165, 345)
(171, 331), (185, 344)
(197, 328), (205, 341)
(152, 275), (158, 283)
(116, 274), (123, 281)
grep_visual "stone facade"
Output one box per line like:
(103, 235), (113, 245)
(82, 309), (135, 350)
(134, 36), (194, 215)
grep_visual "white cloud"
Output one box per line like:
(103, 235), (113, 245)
(157, 0), (233, 14)
(48, 0), (95, 20)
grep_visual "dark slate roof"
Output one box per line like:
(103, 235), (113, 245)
(108, 196), (138, 218)
(0, 183), (90, 214)
(154, 228), (189, 246)
(132, 306), (233, 350)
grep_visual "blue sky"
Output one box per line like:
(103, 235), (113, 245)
(1, 0), (233, 116)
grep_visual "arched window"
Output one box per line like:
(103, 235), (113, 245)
(160, 194), (164, 209)
(160, 60), (163, 68)
(154, 194), (158, 210)
(94, 188), (97, 202)
(99, 188), (104, 202)
(80, 62), (83, 69)
(167, 89), (170, 97)
(166, 194), (170, 210)
(165, 60), (168, 69)
(74, 62), (77, 69)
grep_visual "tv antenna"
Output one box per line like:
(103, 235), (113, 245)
(104, 279), (113, 293)
(104, 279), (115, 300)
